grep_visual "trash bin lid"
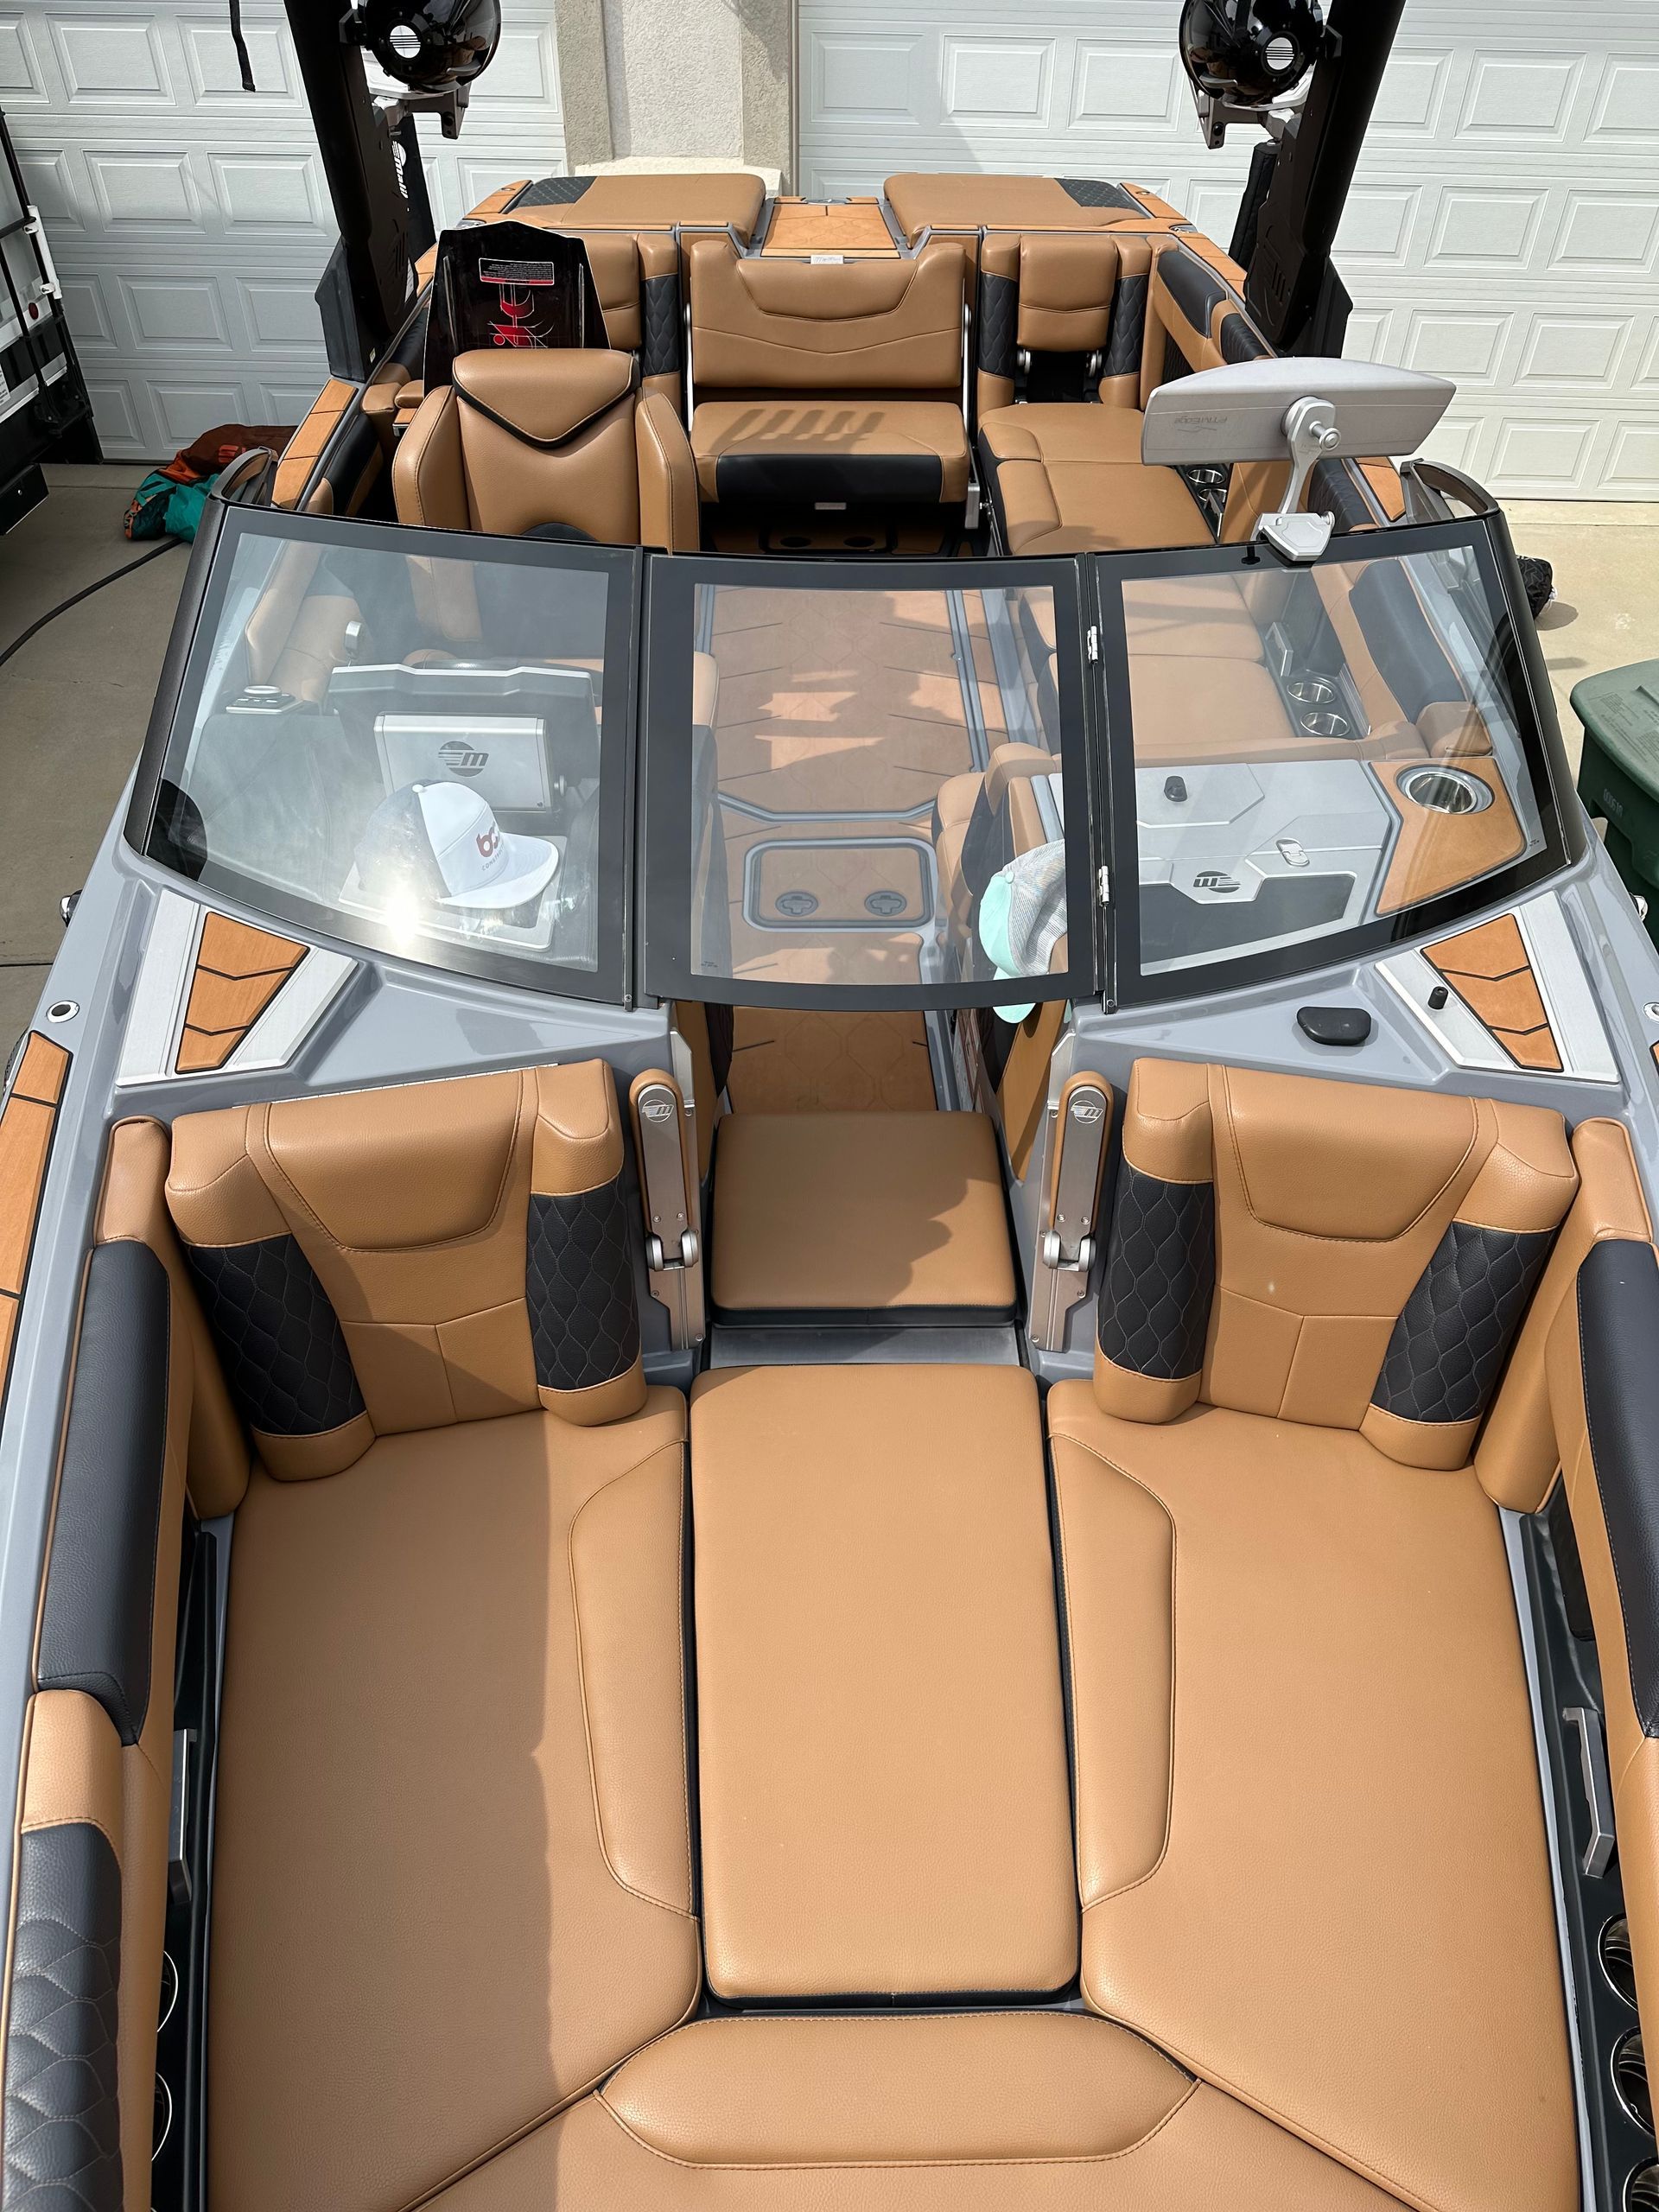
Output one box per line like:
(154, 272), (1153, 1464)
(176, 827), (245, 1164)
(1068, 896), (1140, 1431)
(1573, 659), (1659, 785)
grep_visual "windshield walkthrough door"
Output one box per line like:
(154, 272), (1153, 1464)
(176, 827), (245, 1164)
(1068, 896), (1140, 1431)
(639, 555), (1103, 1014)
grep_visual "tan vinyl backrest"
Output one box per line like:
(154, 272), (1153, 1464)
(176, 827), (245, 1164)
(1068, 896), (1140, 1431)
(394, 346), (642, 543)
(1092, 1058), (1578, 1466)
(686, 234), (966, 395)
(1016, 232), (1119, 354)
(165, 1059), (646, 1479)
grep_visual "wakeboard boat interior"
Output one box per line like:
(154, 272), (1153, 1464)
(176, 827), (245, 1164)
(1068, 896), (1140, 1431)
(3, 161), (1658, 2212)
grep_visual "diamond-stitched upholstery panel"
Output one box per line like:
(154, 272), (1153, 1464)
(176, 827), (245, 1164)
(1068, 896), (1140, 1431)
(977, 271), (1017, 381)
(1097, 1160), (1216, 1380)
(1372, 1220), (1553, 1427)
(2, 1823), (122, 2212)
(527, 1180), (641, 1395)
(642, 273), (681, 378)
(187, 1234), (365, 1439)
(1103, 272), (1147, 378)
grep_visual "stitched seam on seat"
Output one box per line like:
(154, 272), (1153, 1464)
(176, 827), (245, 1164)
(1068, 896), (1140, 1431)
(568, 1440), (697, 1917)
(592, 2073), (1199, 2172)
(1050, 1433), (1177, 1904)
(1217, 1067), (1485, 1246)
(1075, 1984), (1440, 2212)
(19, 1809), (122, 1862)
(250, 1077), (531, 1260)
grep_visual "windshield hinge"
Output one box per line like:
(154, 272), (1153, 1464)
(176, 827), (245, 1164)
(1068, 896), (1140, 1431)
(1085, 623), (1100, 663)
(1096, 863), (1111, 906)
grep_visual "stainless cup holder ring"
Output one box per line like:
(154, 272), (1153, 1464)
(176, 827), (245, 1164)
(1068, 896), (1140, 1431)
(1286, 671), (1338, 708)
(1298, 708), (1355, 741)
(1397, 764), (1493, 816)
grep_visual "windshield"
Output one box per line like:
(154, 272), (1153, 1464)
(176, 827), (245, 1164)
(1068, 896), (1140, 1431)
(1107, 527), (1562, 989)
(134, 510), (635, 1001)
(642, 560), (1096, 1010)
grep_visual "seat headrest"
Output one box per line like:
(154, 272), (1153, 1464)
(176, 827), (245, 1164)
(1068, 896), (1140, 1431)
(452, 348), (638, 448)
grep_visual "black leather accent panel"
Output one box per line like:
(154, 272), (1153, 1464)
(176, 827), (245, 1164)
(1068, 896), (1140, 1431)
(1102, 272), (1146, 378)
(36, 1241), (169, 1745)
(1097, 1160), (1216, 1380)
(1577, 1239), (1659, 1734)
(2, 1822), (122, 2212)
(186, 1234), (365, 1438)
(977, 428), (1013, 549)
(526, 1179), (641, 1393)
(1372, 1220), (1553, 1427)
(713, 452), (944, 505)
(1350, 560), (1465, 719)
(641, 272), (681, 378)
(1312, 456), (1374, 534)
(1159, 246), (1229, 340)
(1160, 330), (1190, 391)
(1058, 178), (1138, 211)
(512, 175), (596, 207)
(977, 271), (1017, 379)
(961, 780), (1013, 903)
(1219, 311), (1267, 364)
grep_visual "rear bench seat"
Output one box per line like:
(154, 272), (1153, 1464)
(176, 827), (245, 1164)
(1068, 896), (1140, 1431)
(1047, 1058), (1581, 2212)
(165, 1060), (698, 2212)
(685, 235), (970, 512)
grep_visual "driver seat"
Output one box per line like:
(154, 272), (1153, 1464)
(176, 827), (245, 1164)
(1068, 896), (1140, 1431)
(393, 347), (698, 550)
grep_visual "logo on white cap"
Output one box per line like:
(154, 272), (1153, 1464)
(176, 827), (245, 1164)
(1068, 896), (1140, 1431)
(356, 780), (559, 913)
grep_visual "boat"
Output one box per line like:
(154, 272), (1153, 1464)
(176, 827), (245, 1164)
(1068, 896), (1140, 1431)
(2, 3), (1655, 2209)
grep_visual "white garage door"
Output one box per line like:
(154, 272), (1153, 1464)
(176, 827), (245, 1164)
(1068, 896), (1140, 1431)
(2, 0), (567, 460)
(798, 0), (1659, 500)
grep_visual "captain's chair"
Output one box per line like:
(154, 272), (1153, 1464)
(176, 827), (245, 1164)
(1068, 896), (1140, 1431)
(392, 347), (699, 550)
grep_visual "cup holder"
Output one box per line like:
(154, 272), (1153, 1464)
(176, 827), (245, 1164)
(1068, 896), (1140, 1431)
(153, 2073), (173, 2160)
(157, 1950), (179, 2033)
(1605, 1917), (1641, 2009)
(1614, 2029), (1653, 2133)
(1186, 465), (1229, 490)
(1286, 672), (1338, 708)
(1628, 2162), (1659, 2211)
(1299, 709), (1355, 741)
(1397, 764), (1493, 817)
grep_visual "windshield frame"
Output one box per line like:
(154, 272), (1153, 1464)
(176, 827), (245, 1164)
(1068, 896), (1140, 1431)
(637, 551), (1103, 1014)
(124, 502), (643, 1007)
(1090, 513), (1580, 1008)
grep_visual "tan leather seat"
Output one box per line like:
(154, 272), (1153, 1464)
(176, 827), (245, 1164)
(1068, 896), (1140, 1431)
(689, 399), (970, 505)
(1047, 1058), (1581, 2212)
(165, 1061), (700, 2212)
(690, 1365), (1074, 1999)
(978, 404), (1209, 554)
(686, 235), (970, 507)
(709, 1109), (1017, 1322)
(424, 2012), (1411, 2209)
(393, 346), (698, 547)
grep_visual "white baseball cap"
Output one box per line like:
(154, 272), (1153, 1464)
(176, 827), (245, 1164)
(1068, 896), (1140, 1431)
(356, 781), (559, 912)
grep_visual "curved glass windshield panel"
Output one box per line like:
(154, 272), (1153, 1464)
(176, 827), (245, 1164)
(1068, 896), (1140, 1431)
(133, 510), (634, 1001)
(643, 560), (1096, 1010)
(1116, 532), (1556, 982)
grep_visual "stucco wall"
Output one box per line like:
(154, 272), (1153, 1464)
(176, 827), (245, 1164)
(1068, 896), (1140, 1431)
(556, 0), (792, 182)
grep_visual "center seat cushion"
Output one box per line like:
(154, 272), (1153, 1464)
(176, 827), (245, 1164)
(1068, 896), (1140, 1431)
(690, 398), (970, 505)
(426, 2012), (1413, 2209)
(977, 404), (1210, 554)
(709, 1109), (1017, 1323)
(1045, 1056), (1581, 2212)
(165, 1059), (702, 2212)
(690, 1364), (1077, 1997)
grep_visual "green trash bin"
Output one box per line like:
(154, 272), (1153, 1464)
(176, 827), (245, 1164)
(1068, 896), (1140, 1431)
(1573, 658), (1659, 954)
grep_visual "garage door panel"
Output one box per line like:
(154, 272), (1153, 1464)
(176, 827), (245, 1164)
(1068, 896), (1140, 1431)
(12, 0), (565, 459)
(799, 0), (1659, 498)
